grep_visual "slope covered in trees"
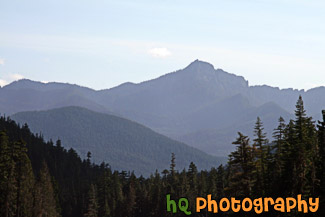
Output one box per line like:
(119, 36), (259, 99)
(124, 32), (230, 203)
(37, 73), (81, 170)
(0, 96), (324, 216)
(11, 106), (224, 176)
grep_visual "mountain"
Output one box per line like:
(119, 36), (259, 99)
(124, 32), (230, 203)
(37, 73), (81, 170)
(97, 60), (248, 119)
(0, 79), (107, 115)
(11, 106), (224, 176)
(177, 101), (293, 156)
(2, 60), (325, 156)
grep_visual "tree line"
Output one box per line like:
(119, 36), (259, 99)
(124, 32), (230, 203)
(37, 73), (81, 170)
(0, 96), (324, 216)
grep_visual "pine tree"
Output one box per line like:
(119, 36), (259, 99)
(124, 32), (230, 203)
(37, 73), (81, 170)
(86, 152), (92, 166)
(187, 162), (197, 193)
(84, 184), (98, 217)
(170, 153), (176, 177)
(0, 131), (17, 217)
(97, 170), (111, 217)
(281, 119), (297, 195)
(207, 168), (217, 197)
(13, 141), (35, 217)
(226, 132), (255, 197)
(272, 116), (286, 186)
(292, 96), (316, 196)
(264, 145), (274, 196)
(252, 117), (268, 196)
(124, 174), (136, 217)
(33, 161), (60, 217)
(178, 169), (189, 198)
(111, 172), (123, 217)
(168, 153), (177, 193)
(216, 165), (225, 198)
(198, 171), (208, 196)
(317, 110), (325, 212)
(148, 170), (162, 217)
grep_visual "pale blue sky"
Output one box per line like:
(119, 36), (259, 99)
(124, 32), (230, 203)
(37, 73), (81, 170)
(0, 0), (324, 90)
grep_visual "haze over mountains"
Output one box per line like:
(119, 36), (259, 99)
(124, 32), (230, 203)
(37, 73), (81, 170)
(1, 60), (325, 157)
(12, 107), (222, 176)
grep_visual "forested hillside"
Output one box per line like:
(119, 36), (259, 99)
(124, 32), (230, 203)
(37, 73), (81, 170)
(1, 96), (324, 216)
(11, 106), (224, 176)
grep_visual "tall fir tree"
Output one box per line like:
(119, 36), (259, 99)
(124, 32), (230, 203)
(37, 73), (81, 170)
(226, 133), (255, 197)
(292, 96), (316, 196)
(33, 161), (60, 217)
(84, 184), (98, 217)
(170, 153), (176, 177)
(13, 141), (35, 217)
(252, 117), (268, 196)
(97, 170), (111, 217)
(168, 153), (177, 194)
(272, 116), (286, 190)
(317, 110), (325, 213)
(216, 165), (225, 198)
(0, 131), (17, 217)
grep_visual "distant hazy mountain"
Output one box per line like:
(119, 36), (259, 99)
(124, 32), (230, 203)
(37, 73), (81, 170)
(177, 101), (293, 155)
(2, 60), (325, 156)
(12, 106), (224, 176)
(0, 80), (107, 115)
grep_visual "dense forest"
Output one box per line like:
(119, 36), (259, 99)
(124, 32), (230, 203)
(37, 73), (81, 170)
(11, 106), (223, 176)
(0, 96), (324, 217)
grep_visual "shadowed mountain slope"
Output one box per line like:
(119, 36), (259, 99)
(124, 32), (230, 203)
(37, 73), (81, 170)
(12, 106), (225, 176)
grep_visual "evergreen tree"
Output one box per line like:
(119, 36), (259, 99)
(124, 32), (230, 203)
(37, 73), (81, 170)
(33, 162), (60, 217)
(272, 116), (286, 188)
(170, 153), (176, 177)
(292, 96), (316, 196)
(281, 119), (296, 195)
(148, 170), (162, 217)
(86, 152), (92, 166)
(207, 168), (217, 197)
(111, 172), (123, 217)
(13, 141), (35, 217)
(226, 133), (255, 197)
(123, 173), (137, 217)
(187, 162), (197, 193)
(97, 170), (111, 217)
(316, 110), (325, 206)
(168, 153), (177, 194)
(317, 110), (325, 212)
(318, 110), (325, 179)
(264, 145), (274, 196)
(252, 117), (268, 196)
(84, 184), (98, 217)
(216, 165), (225, 198)
(0, 131), (17, 217)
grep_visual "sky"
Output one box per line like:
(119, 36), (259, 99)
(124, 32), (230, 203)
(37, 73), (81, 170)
(0, 0), (325, 90)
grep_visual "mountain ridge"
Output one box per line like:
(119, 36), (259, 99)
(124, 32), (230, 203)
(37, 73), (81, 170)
(2, 60), (324, 156)
(4, 60), (323, 92)
(11, 106), (225, 176)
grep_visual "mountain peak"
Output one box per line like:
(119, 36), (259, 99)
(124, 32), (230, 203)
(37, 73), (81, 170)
(4, 79), (44, 89)
(185, 59), (215, 71)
